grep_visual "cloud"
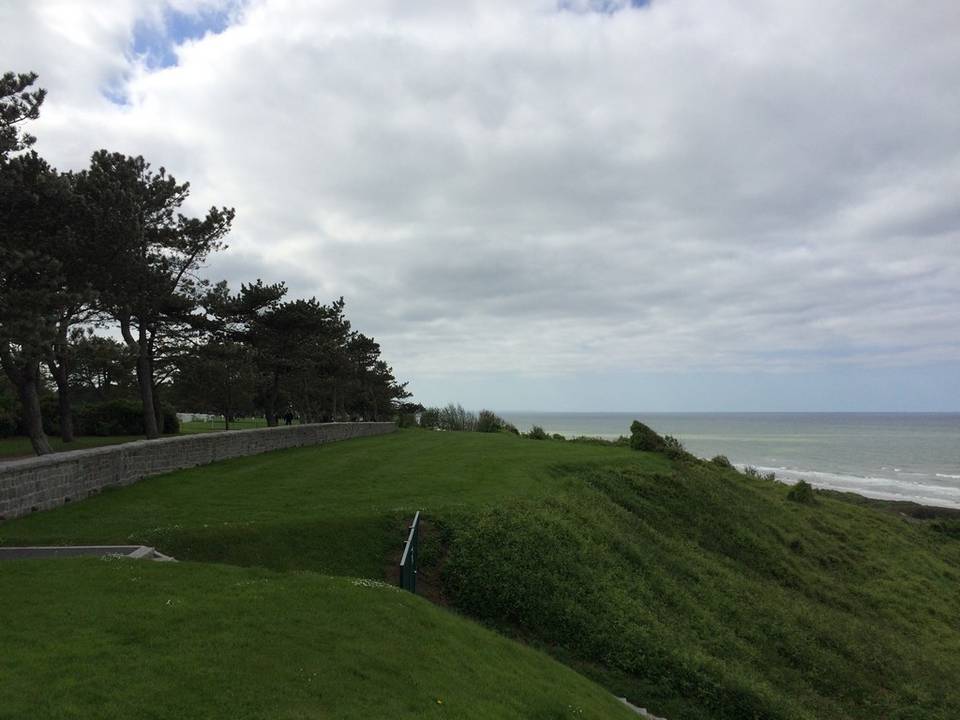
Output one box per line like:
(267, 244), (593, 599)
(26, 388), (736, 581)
(2, 0), (959, 398)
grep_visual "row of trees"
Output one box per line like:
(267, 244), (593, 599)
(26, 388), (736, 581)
(0, 71), (411, 454)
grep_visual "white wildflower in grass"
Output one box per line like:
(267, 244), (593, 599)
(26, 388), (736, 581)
(350, 578), (399, 591)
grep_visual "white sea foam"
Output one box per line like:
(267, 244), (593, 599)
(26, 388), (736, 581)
(739, 464), (960, 509)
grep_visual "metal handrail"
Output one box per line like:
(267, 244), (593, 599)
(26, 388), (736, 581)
(399, 510), (421, 593)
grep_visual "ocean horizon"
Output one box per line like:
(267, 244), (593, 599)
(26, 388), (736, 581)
(497, 411), (960, 510)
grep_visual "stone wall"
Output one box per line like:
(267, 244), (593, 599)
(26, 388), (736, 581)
(0, 422), (395, 522)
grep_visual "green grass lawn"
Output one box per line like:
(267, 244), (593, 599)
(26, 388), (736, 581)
(0, 558), (636, 720)
(179, 417), (289, 433)
(0, 417), (291, 459)
(3, 429), (960, 719)
(0, 430), (668, 577)
(0, 433), (145, 460)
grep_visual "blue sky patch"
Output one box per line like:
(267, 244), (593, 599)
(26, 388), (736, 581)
(557, 0), (650, 14)
(131, 5), (234, 71)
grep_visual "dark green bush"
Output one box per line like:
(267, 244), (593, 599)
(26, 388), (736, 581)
(711, 455), (734, 468)
(476, 409), (504, 433)
(629, 420), (668, 452)
(80, 400), (143, 436)
(551, 433), (566, 441)
(439, 403), (478, 431)
(502, 423), (520, 435)
(787, 480), (817, 505)
(397, 412), (418, 428)
(568, 435), (629, 447)
(525, 425), (548, 440)
(930, 520), (960, 540)
(663, 434), (683, 451)
(74, 400), (178, 436)
(0, 384), (17, 437)
(419, 407), (440, 429)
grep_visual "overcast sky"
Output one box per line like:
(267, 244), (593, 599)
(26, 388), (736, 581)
(2, 0), (958, 411)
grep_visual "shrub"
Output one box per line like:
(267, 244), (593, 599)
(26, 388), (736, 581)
(476, 409), (504, 433)
(568, 435), (629, 447)
(551, 433), (566, 441)
(397, 413), (418, 428)
(711, 455), (734, 468)
(419, 407), (440, 429)
(439, 403), (478, 432)
(161, 405), (180, 435)
(76, 400), (142, 436)
(629, 420), (667, 452)
(503, 423), (520, 435)
(663, 434), (685, 452)
(787, 480), (817, 505)
(525, 425), (548, 440)
(73, 400), (179, 436)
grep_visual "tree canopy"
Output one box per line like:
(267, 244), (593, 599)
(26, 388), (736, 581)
(0, 69), (413, 453)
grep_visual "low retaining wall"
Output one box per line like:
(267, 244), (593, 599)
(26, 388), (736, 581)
(0, 422), (395, 522)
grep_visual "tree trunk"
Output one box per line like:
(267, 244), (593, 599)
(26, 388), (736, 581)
(122, 318), (160, 440)
(136, 349), (160, 439)
(152, 380), (163, 434)
(46, 344), (74, 443)
(224, 369), (232, 431)
(264, 371), (280, 427)
(1, 347), (52, 456)
(18, 371), (52, 455)
(57, 383), (74, 443)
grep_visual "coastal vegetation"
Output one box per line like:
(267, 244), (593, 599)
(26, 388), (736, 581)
(0, 71), (410, 455)
(3, 428), (959, 718)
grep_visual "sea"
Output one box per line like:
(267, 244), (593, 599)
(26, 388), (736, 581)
(498, 412), (960, 509)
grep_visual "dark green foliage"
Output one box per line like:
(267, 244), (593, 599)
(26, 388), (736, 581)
(711, 454), (734, 468)
(662, 434), (684, 451)
(439, 403), (477, 431)
(568, 435), (630, 447)
(787, 480), (817, 505)
(419, 406), (440, 428)
(395, 402), (424, 428)
(443, 457), (960, 720)
(629, 420), (667, 451)
(930, 520), (960, 540)
(628, 424), (692, 461)
(75, 150), (235, 439)
(476, 409), (504, 433)
(525, 425), (548, 440)
(0, 380), (17, 437)
(503, 422), (520, 435)
(396, 412), (418, 428)
(67, 400), (179, 437)
(551, 433), (566, 441)
(0, 71), (46, 156)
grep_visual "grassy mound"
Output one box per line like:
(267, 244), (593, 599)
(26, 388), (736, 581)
(0, 431), (667, 577)
(0, 558), (636, 719)
(441, 460), (960, 719)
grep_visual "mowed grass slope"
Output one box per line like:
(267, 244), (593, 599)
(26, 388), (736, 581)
(0, 430), (668, 577)
(0, 559), (637, 720)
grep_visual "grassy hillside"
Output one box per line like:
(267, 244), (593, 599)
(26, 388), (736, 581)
(3, 429), (959, 719)
(0, 431), (668, 577)
(0, 558), (636, 720)
(441, 460), (960, 719)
